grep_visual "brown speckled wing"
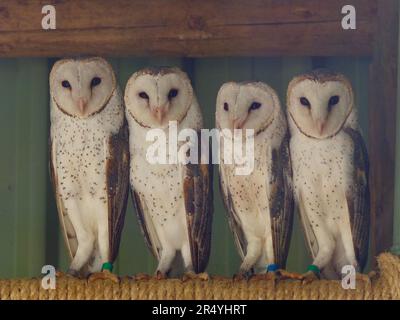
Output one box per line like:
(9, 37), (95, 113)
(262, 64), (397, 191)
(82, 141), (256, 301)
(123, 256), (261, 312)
(49, 137), (78, 260)
(131, 189), (161, 260)
(343, 127), (370, 271)
(183, 132), (213, 273)
(219, 170), (247, 260)
(106, 121), (130, 263)
(269, 131), (294, 268)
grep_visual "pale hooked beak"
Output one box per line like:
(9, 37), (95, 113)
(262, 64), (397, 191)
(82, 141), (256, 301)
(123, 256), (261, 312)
(151, 106), (167, 123)
(316, 119), (326, 135)
(78, 98), (88, 115)
(233, 117), (247, 130)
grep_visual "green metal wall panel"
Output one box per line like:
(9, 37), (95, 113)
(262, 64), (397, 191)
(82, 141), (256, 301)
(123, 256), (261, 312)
(0, 57), (371, 278)
(0, 59), (49, 278)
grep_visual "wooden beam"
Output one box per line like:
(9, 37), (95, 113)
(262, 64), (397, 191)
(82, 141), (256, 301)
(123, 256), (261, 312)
(369, 0), (399, 258)
(0, 0), (376, 57)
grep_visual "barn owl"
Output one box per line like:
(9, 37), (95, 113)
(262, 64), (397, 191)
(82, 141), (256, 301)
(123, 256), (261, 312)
(287, 69), (370, 282)
(49, 57), (130, 282)
(124, 67), (213, 279)
(216, 81), (295, 280)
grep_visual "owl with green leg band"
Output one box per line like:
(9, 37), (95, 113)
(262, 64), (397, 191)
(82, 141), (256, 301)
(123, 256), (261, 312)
(287, 70), (370, 282)
(49, 58), (130, 282)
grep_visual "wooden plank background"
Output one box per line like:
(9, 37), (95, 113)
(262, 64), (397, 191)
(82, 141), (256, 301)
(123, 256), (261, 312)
(0, 0), (376, 57)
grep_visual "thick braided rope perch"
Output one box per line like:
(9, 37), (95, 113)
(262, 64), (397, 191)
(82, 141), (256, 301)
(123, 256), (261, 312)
(0, 253), (399, 300)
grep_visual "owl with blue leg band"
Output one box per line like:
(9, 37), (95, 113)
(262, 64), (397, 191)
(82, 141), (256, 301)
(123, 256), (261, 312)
(216, 81), (297, 281)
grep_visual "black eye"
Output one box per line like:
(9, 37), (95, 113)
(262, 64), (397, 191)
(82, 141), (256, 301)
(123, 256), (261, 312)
(168, 89), (178, 99)
(61, 80), (71, 89)
(328, 95), (340, 109)
(139, 91), (149, 99)
(223, 102), (229, 111)
(249, 101), (262, 111)
(91, 77), (101, 87)
(300, 97), (311, 108)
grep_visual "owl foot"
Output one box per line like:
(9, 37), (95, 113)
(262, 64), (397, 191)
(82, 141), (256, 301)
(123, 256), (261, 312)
(356, 272), (372, 283)
(250, 272), (278, 282)
(155, 270), (167, 280)
(233, 270), (252, 281)
(88, 270), (119, 283)
(133, 273), (152, 281)
(367, 271), (378, 281)
(301, 271), (320, 284)
(278, 270), (304, 281)
(66, 268), (80, 278)
(56, 270), (67, 278)
(182, 271), (209, 282)
(56, 270), (77, 279)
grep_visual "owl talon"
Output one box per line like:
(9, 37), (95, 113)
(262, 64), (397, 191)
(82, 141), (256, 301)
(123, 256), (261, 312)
(301, 271), (320, 284)
(233, 270), (252, 281)
(182, 271), (209, 282)
(278, 270), (304, 281)
(356, 272), (372, 283)
(155, 270), (167, 280)
(57, 270), (77, 279)
(197, 272), (210, 281)
(133, 273), (152, 281)
(367, 271), (378, 281)
(88, 270), (119, 283)
(56, 270), (66, 278)
(66, 268), (80, 278)
(233, 274), (243, 281)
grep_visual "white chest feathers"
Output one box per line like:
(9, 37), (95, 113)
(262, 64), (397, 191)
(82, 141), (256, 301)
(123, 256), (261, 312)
(51, 90), (124, 200)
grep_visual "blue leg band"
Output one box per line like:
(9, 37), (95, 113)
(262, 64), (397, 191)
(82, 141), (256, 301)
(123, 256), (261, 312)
(266, 264), (279, 272)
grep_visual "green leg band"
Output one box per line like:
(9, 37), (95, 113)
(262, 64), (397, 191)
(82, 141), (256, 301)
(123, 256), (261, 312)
(307, 264), (320, 276)
(101, 262), (113, 272)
